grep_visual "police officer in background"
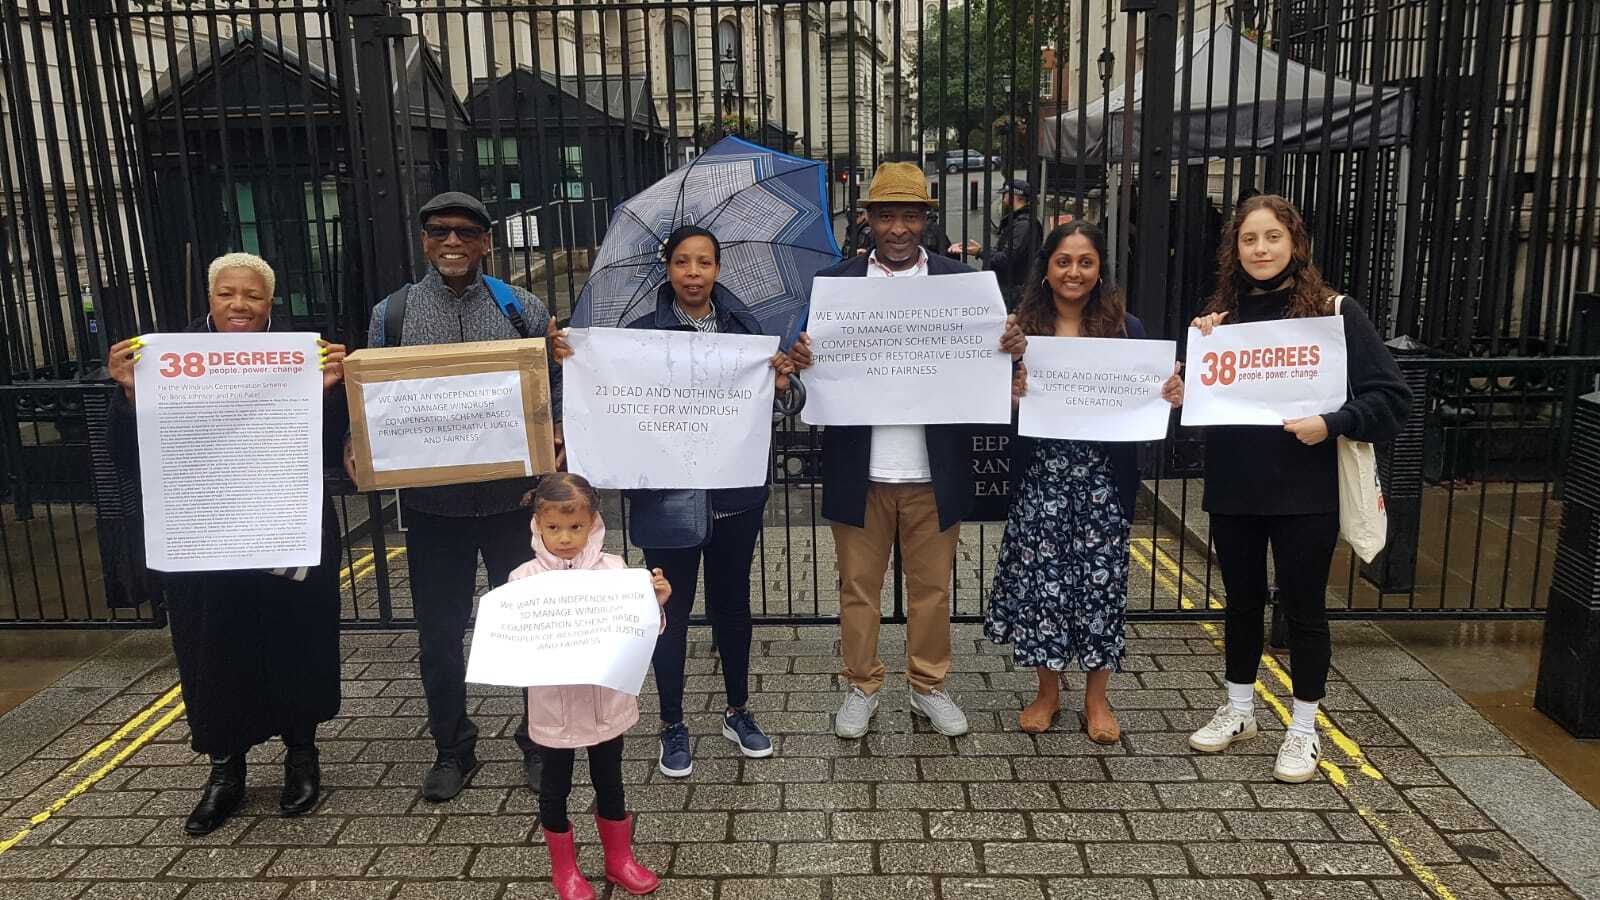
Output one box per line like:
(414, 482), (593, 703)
(952, 179), (1044, 312)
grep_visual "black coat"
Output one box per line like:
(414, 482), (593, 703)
(808, 252), (981, 531)
(111, 316), (346, 754)
(981, 206), (1044, 309)
(1007, 313), (1151, 522)
(1202, 291), (1411, 515)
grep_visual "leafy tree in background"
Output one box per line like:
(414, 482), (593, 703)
(916, 0), (1058, 164)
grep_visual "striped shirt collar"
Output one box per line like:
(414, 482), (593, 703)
(673, 299), (719, 333)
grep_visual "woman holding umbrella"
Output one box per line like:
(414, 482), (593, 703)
(563, 225), (806, 779)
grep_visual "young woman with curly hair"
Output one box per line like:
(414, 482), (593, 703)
(1185, 195), (1410, 782)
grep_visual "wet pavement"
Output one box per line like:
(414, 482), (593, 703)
(2, 540), (1597, 899)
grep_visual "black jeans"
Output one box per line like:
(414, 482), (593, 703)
(644, 504), (762, 725)
(538, 736), (626, 832)
(405, 507), (536, 758)
(1210, 512), (1340, 702)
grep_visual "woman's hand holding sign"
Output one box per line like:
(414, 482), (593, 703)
(1191, 311), (1229, 336)
(109, 336), (144, 401)
(1161, 362), (1184, 408)
(317, 339), (347, 391)
(1283, 415), (1330, 445)
(1001, 314), (1028, 358)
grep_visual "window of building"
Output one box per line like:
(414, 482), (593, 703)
(476, 136), (519, 168)
(558, 146), (585, 200)
(227, 183), (262, 256)
(670, 20), (693, 92)
(300, 180), (341, 317)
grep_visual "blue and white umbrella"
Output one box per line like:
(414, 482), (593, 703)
(572, 136), (841, 345)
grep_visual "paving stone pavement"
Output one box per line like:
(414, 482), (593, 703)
(0, 617), (1594, 900)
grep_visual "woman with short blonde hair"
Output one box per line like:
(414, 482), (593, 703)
(106, 253), (350, 834)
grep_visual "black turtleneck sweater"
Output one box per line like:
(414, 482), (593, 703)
(1202, 289), (1411, 516)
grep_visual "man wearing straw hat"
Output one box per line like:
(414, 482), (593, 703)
(794, 162), (1027, 739)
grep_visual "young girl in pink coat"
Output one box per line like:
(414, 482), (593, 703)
(511, 473), (670, 900)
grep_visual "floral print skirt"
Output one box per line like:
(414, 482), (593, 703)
(985, 439), (1131, 672)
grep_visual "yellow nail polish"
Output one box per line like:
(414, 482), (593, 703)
(134, 354), (141, 361)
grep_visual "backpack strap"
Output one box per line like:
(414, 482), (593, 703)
(381, 284), (409, 348)
(484, 275), (534, 338)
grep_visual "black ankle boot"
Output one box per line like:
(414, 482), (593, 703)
(279, 745), (321, 816)
(185, 754), (246, 836)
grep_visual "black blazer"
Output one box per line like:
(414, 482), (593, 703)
(808, 252), (981, 531)
(1007, 312), (1152, 522)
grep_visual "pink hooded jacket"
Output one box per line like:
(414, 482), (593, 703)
(509, 514), (640, 749)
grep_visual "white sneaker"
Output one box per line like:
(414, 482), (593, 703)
(834, 687), (880, 739)
(1273, 731), (1321, 783)
(1188, 704), (1260, 752)
(909, 688), (970, 737)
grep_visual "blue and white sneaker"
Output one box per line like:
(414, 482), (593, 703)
(658, 722), (694, 778)
(721, 709), (774, 758)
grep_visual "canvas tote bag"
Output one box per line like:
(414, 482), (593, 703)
(1332, 295), (1388, 562)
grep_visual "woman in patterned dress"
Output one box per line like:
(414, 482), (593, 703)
(987, 221), (1184, 740)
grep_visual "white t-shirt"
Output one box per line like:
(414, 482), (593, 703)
(864, 249), (932, 483)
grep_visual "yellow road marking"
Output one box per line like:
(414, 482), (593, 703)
(344, 546), (406, 585)
(1128, 538), (1457, 900)
(1132, 538), (1382, 780)
(0, 701), (187, 855)
(0, 538), (403, 857)
(57, 684), (183, 778)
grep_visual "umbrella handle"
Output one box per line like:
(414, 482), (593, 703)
(774, 372), (806, 420)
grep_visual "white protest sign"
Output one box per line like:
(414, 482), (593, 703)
(1019, 336), (1177, 441)
(1180, 316), (1348, 426)
(466, 568), (660, 694)
(134, 332), (324, 572)
(801, 271), (1012, 426)
(362, 371), (531, 475)
(562, 328), (780, 489)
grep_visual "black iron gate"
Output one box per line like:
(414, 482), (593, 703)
(0, 0), (1597, 627)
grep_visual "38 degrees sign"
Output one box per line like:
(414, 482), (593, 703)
(1196, 342), (1322, 386)
(1181, 316), (1349, 427)
(156, 349), (309, 377)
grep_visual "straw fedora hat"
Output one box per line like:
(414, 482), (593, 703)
(862, 162), (936, 206)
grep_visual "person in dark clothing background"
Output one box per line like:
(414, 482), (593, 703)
(953, 179), (1044, 311)
(1183, 194), (1410, 785)
(107, 253), (348, 836)
(358, 191), (569, 803)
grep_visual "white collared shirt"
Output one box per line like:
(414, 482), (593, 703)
(867, 248), (930, 278)
(865, 249), (932, 483)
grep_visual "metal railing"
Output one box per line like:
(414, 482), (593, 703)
(0, 0), (1598, 628)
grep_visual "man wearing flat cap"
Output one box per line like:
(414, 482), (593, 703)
(790, 163), (1027, 740)
(357, 191), (567, 802)
(953, 179), (1044, 312)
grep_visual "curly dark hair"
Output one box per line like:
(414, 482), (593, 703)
(1014, 219), (1127, 338)
(1204, 194), (1337, 320)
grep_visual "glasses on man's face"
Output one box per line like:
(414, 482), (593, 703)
(423, 224), (486, 242)
(872, 210), (928, 227)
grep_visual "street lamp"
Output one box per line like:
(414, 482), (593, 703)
(720, 45), (738, 116)
(1097, 45), (1114, 94)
